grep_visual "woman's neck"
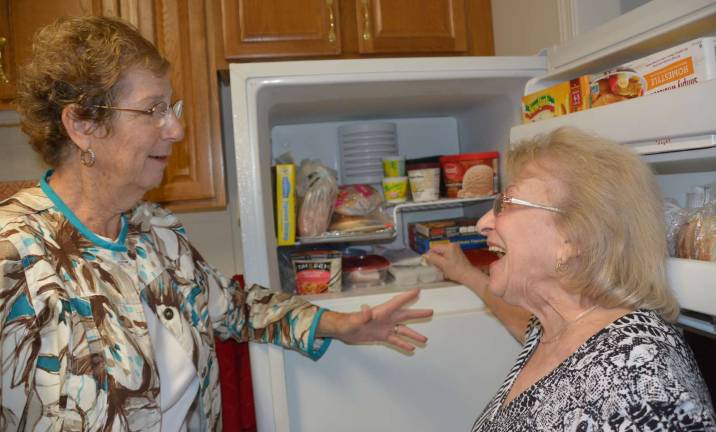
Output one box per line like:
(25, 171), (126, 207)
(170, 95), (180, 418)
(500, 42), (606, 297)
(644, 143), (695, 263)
(48, 166), (140, 238)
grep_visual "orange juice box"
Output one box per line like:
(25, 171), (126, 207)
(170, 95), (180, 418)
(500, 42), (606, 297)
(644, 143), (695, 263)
(275, 164), (296, 246)
(589, 37), (716, 108)
(521, 76), (591, 123)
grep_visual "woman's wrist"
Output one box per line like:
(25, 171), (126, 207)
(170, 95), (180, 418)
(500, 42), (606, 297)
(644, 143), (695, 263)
(315, 310), (347, 339)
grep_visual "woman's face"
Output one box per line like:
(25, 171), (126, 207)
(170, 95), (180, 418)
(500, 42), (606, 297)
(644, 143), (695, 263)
(477, 171), (568, 308)
(91, 66), (184, 195)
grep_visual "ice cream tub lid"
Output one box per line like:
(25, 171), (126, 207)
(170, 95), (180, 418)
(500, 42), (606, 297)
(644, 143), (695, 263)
(342, 255), (390, 272)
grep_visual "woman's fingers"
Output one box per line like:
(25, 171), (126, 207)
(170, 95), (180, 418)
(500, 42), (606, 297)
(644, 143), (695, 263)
(394, 324), (428, 343)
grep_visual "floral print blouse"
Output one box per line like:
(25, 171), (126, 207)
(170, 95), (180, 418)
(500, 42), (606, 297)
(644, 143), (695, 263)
(0, 179), (330, 431)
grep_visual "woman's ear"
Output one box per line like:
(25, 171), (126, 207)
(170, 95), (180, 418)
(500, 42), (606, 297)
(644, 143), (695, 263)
(558, 238), (580, 262)
(61, 104), (97, 152)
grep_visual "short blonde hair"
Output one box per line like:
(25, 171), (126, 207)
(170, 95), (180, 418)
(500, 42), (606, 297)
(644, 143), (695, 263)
(508, 127), (679, 321)
(16, 16), (169, 167)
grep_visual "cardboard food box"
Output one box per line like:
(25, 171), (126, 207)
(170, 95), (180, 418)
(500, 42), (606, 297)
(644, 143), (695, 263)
(408, 218), (486, 254)
(275, 164), (296, 246)
(589, 37), (716, 108)
(521, 76), (591, 123)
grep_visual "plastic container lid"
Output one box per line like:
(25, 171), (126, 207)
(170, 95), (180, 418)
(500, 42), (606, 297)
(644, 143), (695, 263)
(439, 152), (500, 162)
(342, 255), (390, 273)
(407, 162), (440, 170)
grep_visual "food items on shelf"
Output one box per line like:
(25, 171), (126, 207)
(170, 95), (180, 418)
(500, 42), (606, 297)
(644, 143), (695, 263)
(521, 76), (591, 123)
(296, 160), (339, 237)
(382, 155), (406, 177)
(342, 255), (391, 289)
(407, 162), (440, 202)
(275, 164), (296, 246)
(382, 176), (409, 204)
(291, 250), (342, 294)
(590, 37), (716, 109)
(334, 184), (383, 216)
(439, 152), (499, 198)
(408, 218), (487, 254)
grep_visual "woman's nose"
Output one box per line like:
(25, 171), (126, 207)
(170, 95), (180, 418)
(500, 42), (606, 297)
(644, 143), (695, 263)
(163, 114), (185, 143)
(477, 209), (495, 236)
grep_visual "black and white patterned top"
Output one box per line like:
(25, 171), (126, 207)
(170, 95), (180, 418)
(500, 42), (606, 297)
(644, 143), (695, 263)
(472, 310), (716, 431)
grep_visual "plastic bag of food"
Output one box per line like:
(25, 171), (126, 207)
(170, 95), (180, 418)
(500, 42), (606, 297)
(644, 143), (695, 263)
(334, 184), (383, 216)
(296, 160), (338, 237)
(694, 200), (716, 261)
(664, 198), (688, 257)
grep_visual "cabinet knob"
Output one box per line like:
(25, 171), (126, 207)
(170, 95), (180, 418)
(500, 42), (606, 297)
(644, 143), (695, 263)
(326, 0), (336, 43)
(361, 0), (371, 41)
(0, 37), (9, 85)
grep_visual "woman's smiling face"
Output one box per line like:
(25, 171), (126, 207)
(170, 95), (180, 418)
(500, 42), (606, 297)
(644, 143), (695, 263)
(477, 169), (569, 308)
(90, 66), (184, 196)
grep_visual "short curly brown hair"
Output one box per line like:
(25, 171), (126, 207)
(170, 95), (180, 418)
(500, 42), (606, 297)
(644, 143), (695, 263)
(16, 16), (169, 167)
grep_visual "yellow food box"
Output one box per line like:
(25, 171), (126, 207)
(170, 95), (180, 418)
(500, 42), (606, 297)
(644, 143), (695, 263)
(275, 164), (296, 246)
(521, 76), (591, 123)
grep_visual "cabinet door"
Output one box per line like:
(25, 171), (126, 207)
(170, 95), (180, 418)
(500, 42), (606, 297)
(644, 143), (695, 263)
(0, 0), (96, 107)
(356, 0), (468, 54)
(140, 0), (226, 210)
(221, 0), (341, 59)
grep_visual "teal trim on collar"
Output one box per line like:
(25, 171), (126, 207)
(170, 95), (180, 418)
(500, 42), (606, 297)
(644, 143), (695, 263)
(40, 170), (128, 252)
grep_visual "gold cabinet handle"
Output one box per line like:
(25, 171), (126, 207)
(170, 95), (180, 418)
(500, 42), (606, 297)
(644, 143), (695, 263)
(361, 0), (371, 41)
(326, 0), (336, 43)
(0, 37), (9, 85)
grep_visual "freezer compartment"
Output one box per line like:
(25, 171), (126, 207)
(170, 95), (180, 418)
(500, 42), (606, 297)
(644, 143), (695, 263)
(231, 57), (545, 290)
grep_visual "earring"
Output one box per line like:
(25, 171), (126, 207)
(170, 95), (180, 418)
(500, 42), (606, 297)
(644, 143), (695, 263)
(80, 148), (96, 167)
(555, 259), (568, 273)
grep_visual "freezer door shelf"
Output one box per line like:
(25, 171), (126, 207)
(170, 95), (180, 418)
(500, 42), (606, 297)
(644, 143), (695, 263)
(510, 79), (716, 169)
(668, 258), (716, 317)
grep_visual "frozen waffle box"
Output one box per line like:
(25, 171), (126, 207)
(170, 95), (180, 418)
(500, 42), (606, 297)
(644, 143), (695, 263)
(589, 37), (716, 108)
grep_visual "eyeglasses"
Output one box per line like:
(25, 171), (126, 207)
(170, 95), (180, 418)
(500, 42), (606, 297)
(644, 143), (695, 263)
(94, 100), (183, 128)
(493, 192), (563, 216)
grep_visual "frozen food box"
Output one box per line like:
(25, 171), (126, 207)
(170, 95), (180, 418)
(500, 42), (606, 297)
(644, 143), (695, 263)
(275, 164), (296, 246)
(589, 37), (716, 108)
(521, 76), (591, 123)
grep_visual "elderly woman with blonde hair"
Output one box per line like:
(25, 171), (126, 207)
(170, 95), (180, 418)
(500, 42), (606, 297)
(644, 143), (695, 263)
(426, 127), (715, 431)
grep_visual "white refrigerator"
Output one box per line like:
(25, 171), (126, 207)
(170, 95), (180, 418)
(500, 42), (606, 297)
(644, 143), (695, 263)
(228, 1), (716, 431)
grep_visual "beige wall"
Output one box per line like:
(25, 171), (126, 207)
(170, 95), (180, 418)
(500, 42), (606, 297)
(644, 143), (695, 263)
(490, 0), (561, 56)
(0, 110), (242, 277)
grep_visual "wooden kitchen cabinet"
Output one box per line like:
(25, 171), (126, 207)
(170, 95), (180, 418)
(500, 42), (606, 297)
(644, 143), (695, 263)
(136, 1), (226, 211)
(221, 0), (342, 59)
(0, 0), (99, 108)
(356, 0), (467, 54)
(220, 0), (493, 60)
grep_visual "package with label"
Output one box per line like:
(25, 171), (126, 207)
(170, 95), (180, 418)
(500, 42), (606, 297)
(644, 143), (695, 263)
(590, 37), (716, 108)
(408, 218), (486, 254)
(521, 76), (591, 123)
(275, 164), (296, 246)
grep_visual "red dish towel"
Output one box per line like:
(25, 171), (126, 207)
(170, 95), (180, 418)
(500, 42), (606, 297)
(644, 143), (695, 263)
(215, 275), (257, 432)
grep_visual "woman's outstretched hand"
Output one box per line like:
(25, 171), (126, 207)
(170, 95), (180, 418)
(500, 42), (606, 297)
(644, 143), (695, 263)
(317, 288), (433, 352)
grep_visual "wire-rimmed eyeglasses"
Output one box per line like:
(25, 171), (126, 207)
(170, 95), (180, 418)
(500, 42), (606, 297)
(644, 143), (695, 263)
(493, 192), (563, 216)
(94, 100), (183, 128)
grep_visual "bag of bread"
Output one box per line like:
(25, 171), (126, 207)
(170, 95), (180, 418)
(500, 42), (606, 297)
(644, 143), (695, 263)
(334, 185), (383, 216)
(296, 160), (338, 237)
(695, 201), (716, 261)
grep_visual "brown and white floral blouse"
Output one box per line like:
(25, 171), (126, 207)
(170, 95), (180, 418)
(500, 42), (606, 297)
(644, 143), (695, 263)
(0, 178), (329, 431)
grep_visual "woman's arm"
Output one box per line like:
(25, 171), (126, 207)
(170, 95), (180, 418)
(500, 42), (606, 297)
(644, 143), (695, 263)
(424, 243), (531, 343)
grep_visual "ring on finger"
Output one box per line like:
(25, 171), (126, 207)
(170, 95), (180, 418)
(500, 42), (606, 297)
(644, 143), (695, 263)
(393, 324), (401, 335)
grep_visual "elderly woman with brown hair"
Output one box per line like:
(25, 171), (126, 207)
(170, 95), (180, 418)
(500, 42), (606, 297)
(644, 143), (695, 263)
(426, 127), (715, 431)
(0, 16), (432, 431)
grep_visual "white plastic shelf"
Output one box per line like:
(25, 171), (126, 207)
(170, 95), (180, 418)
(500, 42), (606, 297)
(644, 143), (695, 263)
(510, 80), (716, 170)
(294, 196), (496, 246)
(667, 257), (716, 316)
